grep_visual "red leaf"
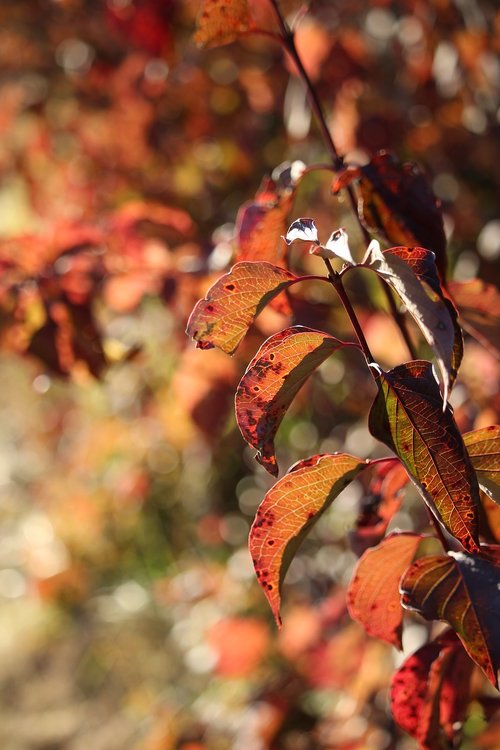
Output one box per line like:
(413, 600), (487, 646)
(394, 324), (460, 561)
(400, 550), (500, 688)
(250, 453), (368, 626)
(334, 151), (448, 280)
(448, 279), (500, 358)
(186, 262), (299, 354)
(391, 630), (473, 749)
(347, 531), (423, 648)
(236, 326), (347, 476)
(194, 0), (253, 48)
(369, 360), (480, 553)
(349, 461), (409, 556)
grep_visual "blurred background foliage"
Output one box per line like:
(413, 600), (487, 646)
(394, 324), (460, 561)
(0, 0), (499, 748)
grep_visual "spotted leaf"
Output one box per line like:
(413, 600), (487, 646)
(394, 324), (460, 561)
(401, 550), (500, 688)
(186, 262), (299, 354)
(463, 425), (500, 504)
(250, 453), (368, 626)
(368, 361), (480, 552)
(236, 326), (347, 476)
(347, 531), (423, 648)
(391, 630), (474, 749)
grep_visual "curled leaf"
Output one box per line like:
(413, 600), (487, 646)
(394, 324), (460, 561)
(401, 550), (500, 688)
(236, 326), (347, 476)
(186, 262), (299, 354)
(284, 218), (319, 246)
(316, 228), (355, 265)
(369, 360), (480, 552)
(250, 453), (368, 626)
(367, 241), (458, 402)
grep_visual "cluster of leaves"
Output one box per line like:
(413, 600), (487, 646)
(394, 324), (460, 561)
(188, 1), (500, 748)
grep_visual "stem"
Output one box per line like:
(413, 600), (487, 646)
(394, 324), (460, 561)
(323, 258), (375, 365)
(268, 0), (418, 360)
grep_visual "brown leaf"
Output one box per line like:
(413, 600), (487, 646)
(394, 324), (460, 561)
(448, 279), (500, 358)
(463, 425), (500, 504)
(194, 0), (252, 48)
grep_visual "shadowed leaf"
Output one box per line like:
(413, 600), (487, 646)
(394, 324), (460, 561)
(449, 279), (500, 358)
(401, 550), (500, 688)
(349, 461), (409, 556)
(463, 426), (500, 504)
(333, 151), (448, 280)
(186, 262), (299, 354)
(194, 0), (252, 48)
(391, 630), (473, 749)
(369, 360), (480, 552)
(347, 531), (423, 648)
(236, 326), (347, 476)
(368, 243), (459, 401)
(250, 453), (368, 626)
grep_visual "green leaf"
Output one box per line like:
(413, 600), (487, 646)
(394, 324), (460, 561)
(249, 453), (368, 626)
(347, 531), (423, 648)
(400, 550), (500, 688)
(369, 360), (480, 552)
(463, 425), (500, 504)
(236, 326), (347, 476)
(186, 262), (299, 354)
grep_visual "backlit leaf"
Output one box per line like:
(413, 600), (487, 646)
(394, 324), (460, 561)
(347, 531), (423, 648)
(463, 426), (500, 503)
(401, 550), (500, 687)
(333, 151), (448, 280)
(236, 326), (347, 476)
(369, 360), (480, 552)
(284, 218), (319, 246)
(368, 242), (458, 402)
(194, 0), (252, 48)
(250, 453), (368, 626)
(448, 279), (500, 358)
(391, 630), (473, 749)
(186, 262), (299, 354)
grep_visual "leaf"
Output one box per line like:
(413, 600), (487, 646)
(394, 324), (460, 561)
(347, 531), (423, 648)
(368, 242), (459, 402)
(448, 279), (500, 358)
(284, 218), (319, 246)
(333, 151), (448, 280)
(400, 550), (500, 688)
(463, 426), (500, 503)
(315, 228), (355, 265)
(369, 360), (480, 552)
(349, 460), (409, 556)
(186, 262), (299, 354)
(236, 326), (347, 476)
(235, 163), (305, 265)
(194, 0), (252, 48)
(250, 453), (368, 626)
(390, 630), (473, 749)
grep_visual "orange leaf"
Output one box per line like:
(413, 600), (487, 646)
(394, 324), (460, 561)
(194, 0), (252, 48)
(449, 279), (500, 358)
(186, 262), (299, 354)
(236, 326), (347, 476)
(250, 453), (368, 626)
(463, 425), (500, 504)
(347, 531), (423, 649)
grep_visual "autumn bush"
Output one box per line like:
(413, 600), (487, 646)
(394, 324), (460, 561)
(0, 1), (498, 749)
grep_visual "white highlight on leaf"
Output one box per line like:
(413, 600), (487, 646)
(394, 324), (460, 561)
(320, 228), (356, 264)
(285, 218), (319, 245)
